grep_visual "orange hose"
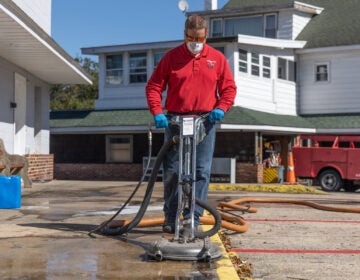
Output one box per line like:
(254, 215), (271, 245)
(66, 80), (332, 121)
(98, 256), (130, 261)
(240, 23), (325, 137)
(218, 197), (360, 214)
(107, 197), (360, 234)
(108, 214), (248, 233)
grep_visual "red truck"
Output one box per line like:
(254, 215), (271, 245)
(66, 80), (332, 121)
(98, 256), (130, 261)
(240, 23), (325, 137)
(292, 135), (360, 192)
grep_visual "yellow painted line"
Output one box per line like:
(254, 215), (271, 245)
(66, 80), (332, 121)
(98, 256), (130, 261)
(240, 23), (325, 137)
(201, 225), (240, 280)
(209, 184), (326, 194)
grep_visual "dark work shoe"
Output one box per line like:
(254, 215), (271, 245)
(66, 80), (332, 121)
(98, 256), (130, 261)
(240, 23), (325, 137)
(162, 224), (175, 234)
(163, 216), (175, 234)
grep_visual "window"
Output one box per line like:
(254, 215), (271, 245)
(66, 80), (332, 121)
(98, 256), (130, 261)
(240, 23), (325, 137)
(130, 52), (147, 83)
(262, 56), (271, 78)
(278, 58), (296, 82)
(315, 63), (329, 82)
(106, 55), (123, 85)
(251, 53), (260, 76)
(220, 14), (277, 38)
(225, 16), (263, 37)
(154, 51), (165, 69)
(265, 15), (276, 38)
(240, 50), (272, 78)
(239, 49), (248, 73)
(211, 19), (223, 37)
(106, 135), (132, 162)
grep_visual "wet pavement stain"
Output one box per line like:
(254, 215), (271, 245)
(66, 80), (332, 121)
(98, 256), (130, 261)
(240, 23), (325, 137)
(1, 181), (224, 279)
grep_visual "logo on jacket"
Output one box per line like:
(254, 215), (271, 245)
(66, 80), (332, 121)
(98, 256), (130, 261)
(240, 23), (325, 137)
(207, 60), (216, 69)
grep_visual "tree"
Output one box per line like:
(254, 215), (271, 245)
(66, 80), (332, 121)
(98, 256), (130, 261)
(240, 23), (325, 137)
(50, 56), (99, 110)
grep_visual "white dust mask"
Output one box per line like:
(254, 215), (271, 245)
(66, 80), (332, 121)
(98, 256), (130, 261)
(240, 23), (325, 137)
(186, 42), (204, 55)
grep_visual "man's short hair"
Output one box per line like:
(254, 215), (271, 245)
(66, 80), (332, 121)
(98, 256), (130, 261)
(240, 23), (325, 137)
(185, 15), (207, 30)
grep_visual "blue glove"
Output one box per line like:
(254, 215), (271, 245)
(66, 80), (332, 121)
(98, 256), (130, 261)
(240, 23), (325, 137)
(209, 108), (224, 123)
(154, 113), (168, 128)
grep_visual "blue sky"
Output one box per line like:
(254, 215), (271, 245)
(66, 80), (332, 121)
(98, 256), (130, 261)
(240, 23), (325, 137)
(52, 0), (228, 60)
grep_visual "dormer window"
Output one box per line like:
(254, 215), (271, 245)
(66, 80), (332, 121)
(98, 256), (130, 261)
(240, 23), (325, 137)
(130, 52), (147, 83)
(265, 14), (276, 38)
(225, 16), (263, 37)
(106, 55), (123, 85)
(211, 19), (223, 37)
(211, 14), (277, 38)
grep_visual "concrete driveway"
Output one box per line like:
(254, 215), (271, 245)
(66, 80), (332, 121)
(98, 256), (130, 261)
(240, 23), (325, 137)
(0, 180), (359, 279)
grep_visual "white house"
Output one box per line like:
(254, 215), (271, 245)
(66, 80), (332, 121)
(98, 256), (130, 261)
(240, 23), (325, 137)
(50, 0), (360, 183)
(0, 0), (92, 181)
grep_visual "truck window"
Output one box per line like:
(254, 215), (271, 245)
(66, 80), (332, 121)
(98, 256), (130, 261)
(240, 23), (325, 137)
(338, 142), (351, 148)
(318, 141), (332, 147)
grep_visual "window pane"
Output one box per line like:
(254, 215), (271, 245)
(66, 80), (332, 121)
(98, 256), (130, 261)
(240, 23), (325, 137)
(251, 53), (259, 64)
(251, 65), (260, 76)
(239, 62), (247, 73)
(106, 55), (123, 85)
(278, 58), (287, 80)
(263, 56), (271, 67)
(239, 49), (248, 73)
(251, 53), (259, 76)
(263, 68), (271, 78)
(106, 55), (122, 69)
(106, 70), (123, 85)
(239, 49), (247, 61)
(130, 52), (147, 83)
(225, 16), (263, 37)
(265, 15), (276, 38)
(212, 19), (222, 37)
(316, 64), (328, 81)
(288, 61), (296, 82)
(262, 57), (271, 78)
(154, 51), (165, 68)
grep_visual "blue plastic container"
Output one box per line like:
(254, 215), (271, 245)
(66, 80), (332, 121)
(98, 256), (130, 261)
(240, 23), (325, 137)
(0, 175), (21, 208)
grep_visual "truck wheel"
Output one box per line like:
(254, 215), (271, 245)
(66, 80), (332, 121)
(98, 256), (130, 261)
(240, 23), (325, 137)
(319, 170), (342, 191)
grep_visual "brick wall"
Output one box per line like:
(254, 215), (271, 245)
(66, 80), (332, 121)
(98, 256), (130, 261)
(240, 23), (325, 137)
(26, 154), (54, 181)
(54, 162), (263, 183)
(54, 163), (143, 181)
(236, 162), (263, 183)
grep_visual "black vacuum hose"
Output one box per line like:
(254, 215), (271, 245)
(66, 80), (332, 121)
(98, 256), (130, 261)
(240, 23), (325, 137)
(195, 198), (221, 238)
(101, 136), (178, 236)
(101, 135), (222, 239)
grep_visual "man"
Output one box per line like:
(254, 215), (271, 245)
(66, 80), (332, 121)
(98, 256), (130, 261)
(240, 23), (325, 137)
(146, 14), (236, 233)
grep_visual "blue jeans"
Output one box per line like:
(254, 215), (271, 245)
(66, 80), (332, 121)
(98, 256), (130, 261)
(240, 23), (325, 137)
(162, 119), (216, 226)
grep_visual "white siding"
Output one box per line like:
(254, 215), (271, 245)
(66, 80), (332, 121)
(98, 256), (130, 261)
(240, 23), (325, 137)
(298, 49), (360, 115)
(96, 52), (150, 110)
(95, 86), (149, 110)
(293, 11), (312, 39)
(0, 56), (50, 154)
(235, 75), (296, 115)
(277, 11), (293, 39)
(12, 0), (52, 35)
(234, 47), (297, 115)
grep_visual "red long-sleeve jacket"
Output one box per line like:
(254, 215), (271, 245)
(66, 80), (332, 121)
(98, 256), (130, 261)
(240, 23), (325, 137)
(146, 43), (237, 116)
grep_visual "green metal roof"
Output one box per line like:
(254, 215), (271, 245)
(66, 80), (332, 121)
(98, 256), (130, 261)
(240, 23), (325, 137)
(225, 107), (315, 128)
(223, 0), (360, 49)
(50, 109), (153, 128)
(50, 107), (360, 132)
